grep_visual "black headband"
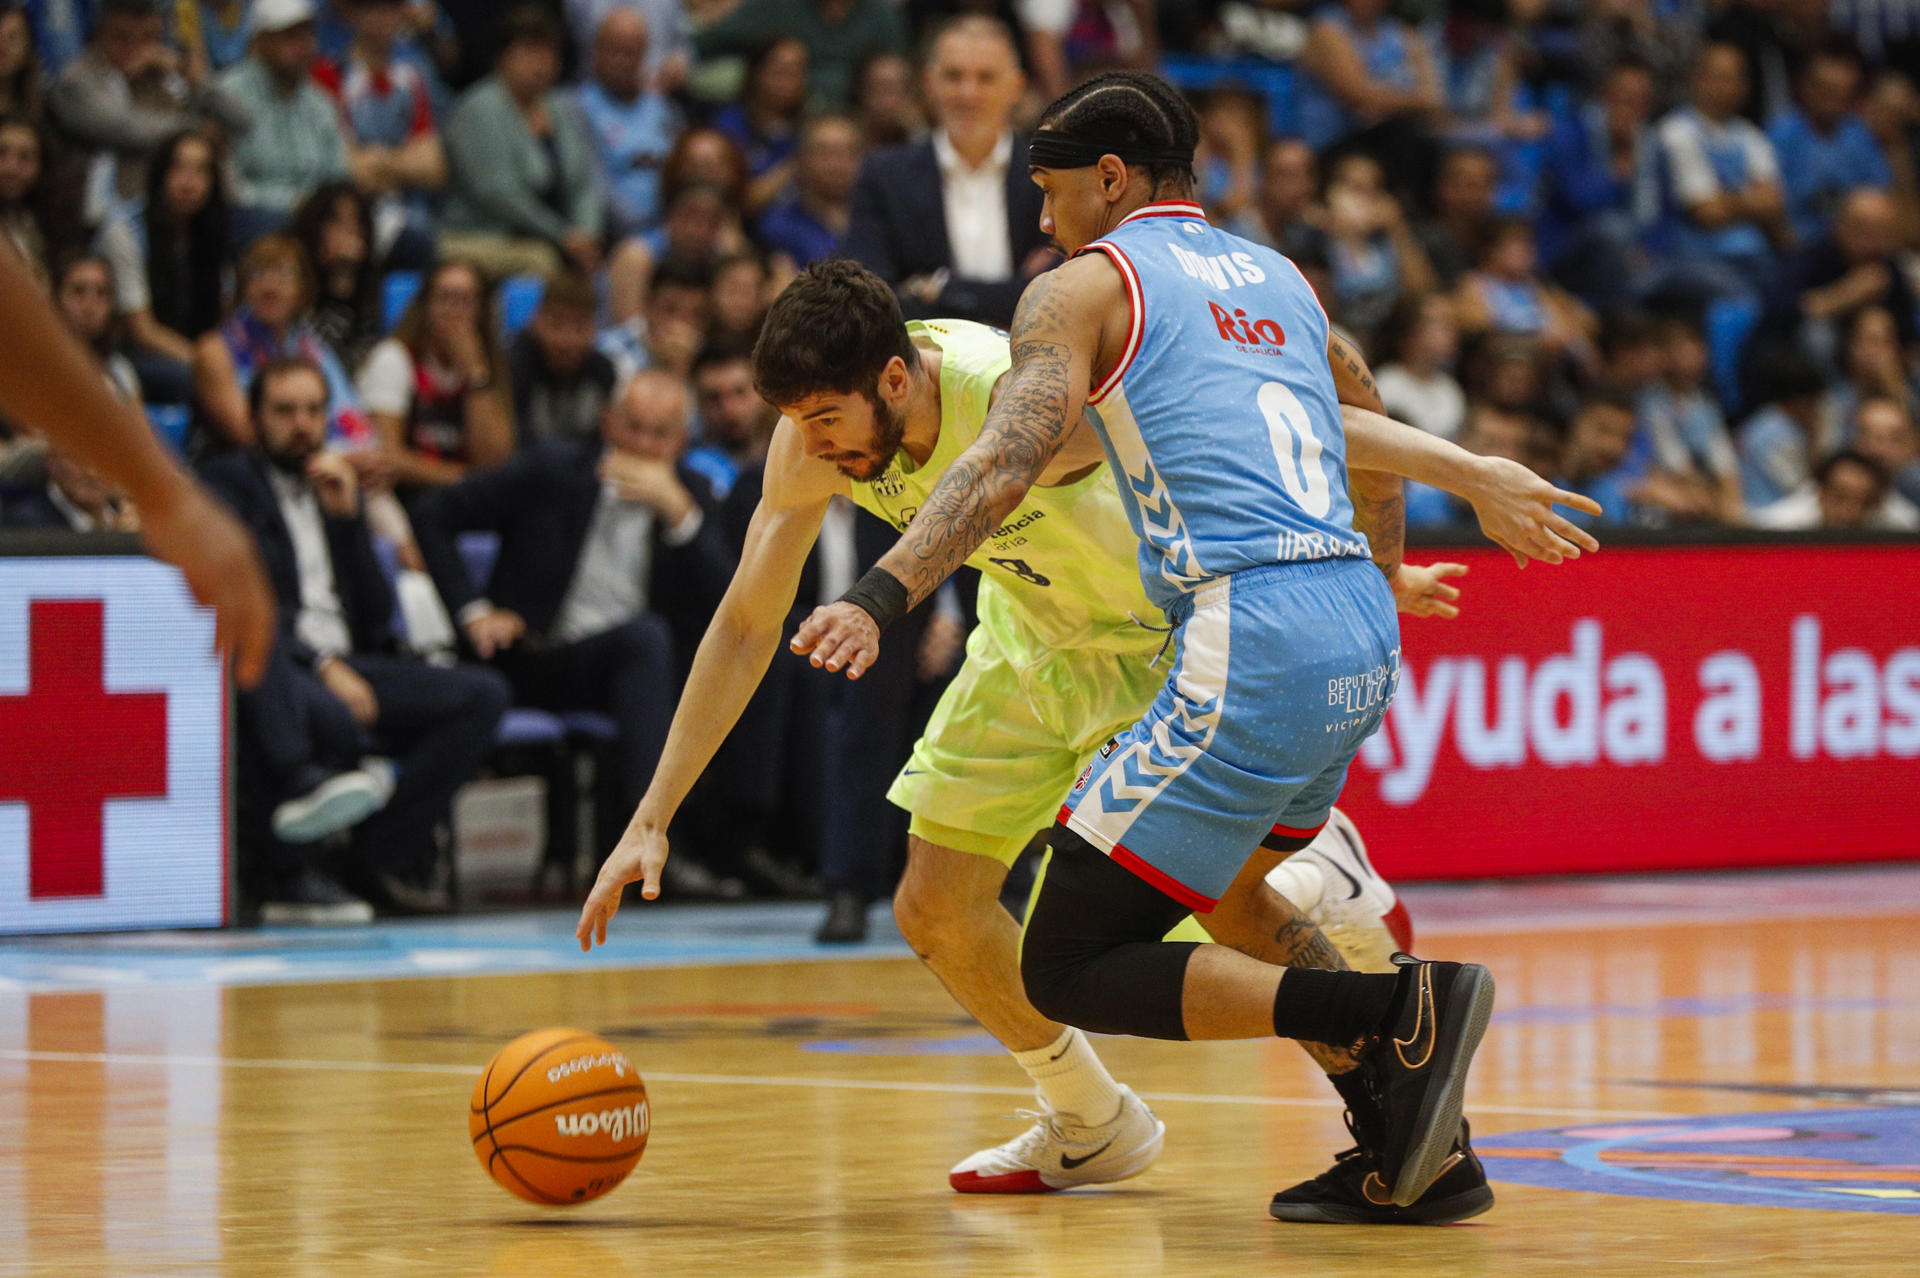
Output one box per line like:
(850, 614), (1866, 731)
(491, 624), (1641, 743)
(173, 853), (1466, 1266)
(1028, 129), (1194, 172)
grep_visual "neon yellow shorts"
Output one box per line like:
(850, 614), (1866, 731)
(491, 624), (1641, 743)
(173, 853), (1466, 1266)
(888, 622), (1166, 867)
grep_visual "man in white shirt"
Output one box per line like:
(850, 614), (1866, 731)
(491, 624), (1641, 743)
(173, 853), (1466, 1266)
(840, 16), (1054, 327)
(202, 357), (511, 920)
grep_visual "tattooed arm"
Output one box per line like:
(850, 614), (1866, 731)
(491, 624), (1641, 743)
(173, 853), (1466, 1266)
(1328, 331), (1407, 580)
(878, 260), (1108, 606)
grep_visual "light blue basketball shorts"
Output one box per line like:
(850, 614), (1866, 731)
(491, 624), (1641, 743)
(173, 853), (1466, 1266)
(1058, 556), (1400, 911)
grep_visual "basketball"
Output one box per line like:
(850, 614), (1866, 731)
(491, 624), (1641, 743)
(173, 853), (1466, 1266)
(469, 1027), (650, 1206)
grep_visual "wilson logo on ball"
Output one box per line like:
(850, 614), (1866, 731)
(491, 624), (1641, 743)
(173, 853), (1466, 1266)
(554, 1101), (651, 1142)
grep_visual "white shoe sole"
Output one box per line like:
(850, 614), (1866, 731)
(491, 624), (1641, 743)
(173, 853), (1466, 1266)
(272, 773), (384, 844)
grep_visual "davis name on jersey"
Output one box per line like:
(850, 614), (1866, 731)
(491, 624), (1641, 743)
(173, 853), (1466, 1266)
(1078, 201), (1371, 611)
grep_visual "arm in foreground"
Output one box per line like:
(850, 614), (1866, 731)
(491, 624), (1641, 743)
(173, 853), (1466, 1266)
(577, 431), (833, 944)
(790, 258), (1106, 678)
(0, 244), (275, 686)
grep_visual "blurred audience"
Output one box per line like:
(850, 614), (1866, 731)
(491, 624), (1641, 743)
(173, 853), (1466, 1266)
(0, 3), (43, 121)
(356, 257), (512, 495)
(1375, 292), (1465, 441)
(575, 7), (681, 240)
(684, 338), (768, 499)
(51, 250), (141, 402)
(692, 0), (907, 110)
(0, 443), (136, 529)
(440, 4), (600, 279)
(510, 268), (617, 446)
(218, 0), (348, 235)
(288, 180), (384, 373)
(1767, 47), (1889, 246)
(0, 112), (51, 284)
(842, 16), (1048, 328)
(713, 34), (807, 217)
(757, 112), (860, 269)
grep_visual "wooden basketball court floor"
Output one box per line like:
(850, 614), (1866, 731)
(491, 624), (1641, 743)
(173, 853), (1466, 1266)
(3, 863), (1918, 1277)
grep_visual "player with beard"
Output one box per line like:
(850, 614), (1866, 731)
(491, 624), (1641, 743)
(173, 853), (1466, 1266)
(578, 259), (1586, 1204)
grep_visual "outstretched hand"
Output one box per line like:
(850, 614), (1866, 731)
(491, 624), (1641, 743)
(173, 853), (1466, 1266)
(1392, 561), (1468, 618)
(790, 602), (882, 679)
(1467, 457), (1602, 567)
(575, 822), (670, 950)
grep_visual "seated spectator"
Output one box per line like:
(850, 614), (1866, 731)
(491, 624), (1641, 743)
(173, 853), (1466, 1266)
(314, 0), (448, 270)
(1737, 350), (1829, 509)
(510, 269), (618, 446)
(192, 232), (373, 450)
(1763, 188), (1915, 373)
(1859, 68), (1920, 248)
(1767, 47), (1891, 245)
(0, 444), (137, 529)
(1196, 87), (1265, 224)
(50, 251), (141, 403)
(287, 181), (382, 373)
(840, 16), (1048, 329)
(1539, 57), (1657, 310)
(599, 253), (715, 383)
(1644, 42), (1793, 303)
(1578, 0), (1697, 112)
(356, 258), (512, 495)
(412, 370), (733, 840)
(850, 47), (922, 150)
(1855, 392), (1920, 508)
(757, 113), (860, 270)
(1405, 401), (1530, 524)
(1636, 312), (1743, 524)
(1466, 330), (1554, 420)
(691, 0), (907, 110)
(1416, 145), (1500, 290)
(1294, 0), (1443, 166)
(172, 0), (254, 77)
(1751, 446), (1920, 531)
(1436, 0), (1548, 147)
(574, 8), (681, 240)
(47, 0), (246, 209)
(96, 128), (231, 405)
(1554, 389), (1642, 525)
(1820, 304), (1916, 452)
(1454, 217), (1598, 374)
(0, 113), (52, 285)
(217, 0), (350, 237)
(685, 338), (769, 499)
(1229, 138), (1330, 272)
(564, 0), (692, 95)
(709, 251), (771, 345)
(661, 125), (750, 214)
(439, 4), (601, 280)
(1375, 292), (1466, 441)
(1319, 150), (1435, 347)
(0, 4), (43, 121)
(203, 356), (510, 917)
(713, 35), (808, 218)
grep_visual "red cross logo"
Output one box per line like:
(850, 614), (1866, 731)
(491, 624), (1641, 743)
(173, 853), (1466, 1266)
(0, 600), (169, 899)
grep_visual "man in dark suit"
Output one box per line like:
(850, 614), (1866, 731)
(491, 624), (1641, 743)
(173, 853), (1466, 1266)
(413, 368), (733, 845)
(0, 447), (136, 531)
(201, 357), (511, 920)
(838, 16), (1053, 328)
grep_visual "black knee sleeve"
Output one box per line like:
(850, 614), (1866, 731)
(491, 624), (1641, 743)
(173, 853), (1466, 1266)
(1020, 825), (1199, 1041)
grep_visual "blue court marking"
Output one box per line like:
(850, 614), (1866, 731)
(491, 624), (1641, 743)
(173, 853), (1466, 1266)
(0, 904), (914, 991)
(1479, 1107), (1920, 1214)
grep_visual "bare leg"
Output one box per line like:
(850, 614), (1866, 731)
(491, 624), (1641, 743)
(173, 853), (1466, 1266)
(892, 836), (1061, 1053)
(1200, 847), (1362, 1072)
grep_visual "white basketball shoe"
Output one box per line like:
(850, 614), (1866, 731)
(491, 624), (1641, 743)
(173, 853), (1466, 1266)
(949, 1086), (1165, 1193)
(1267, 808), (1413, 974)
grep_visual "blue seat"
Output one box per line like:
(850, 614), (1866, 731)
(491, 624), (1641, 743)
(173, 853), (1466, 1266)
(457, 531), (501, 593)
(498, 274), (546, 340)
(497, 707), (568, 747)
(560, 711), (620, 742)
(383, 271), (423, 332)
(1706, 296), (1762, 412)
(145, 403), (190, 453)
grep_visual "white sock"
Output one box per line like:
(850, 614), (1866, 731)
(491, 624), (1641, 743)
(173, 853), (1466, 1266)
(1013, 1028), (1125, 1127)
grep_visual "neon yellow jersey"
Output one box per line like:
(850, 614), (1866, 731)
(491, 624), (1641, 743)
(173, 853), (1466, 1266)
(848, 319), (1165, 664)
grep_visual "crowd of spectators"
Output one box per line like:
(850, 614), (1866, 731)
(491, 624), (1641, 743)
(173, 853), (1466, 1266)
(1, 0), (1918, 930)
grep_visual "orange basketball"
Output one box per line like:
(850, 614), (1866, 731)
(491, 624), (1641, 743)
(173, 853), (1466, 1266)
(469, 1027), (650, 1207)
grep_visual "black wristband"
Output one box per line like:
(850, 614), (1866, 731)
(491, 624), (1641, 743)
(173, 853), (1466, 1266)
(839, 566), (911, 632)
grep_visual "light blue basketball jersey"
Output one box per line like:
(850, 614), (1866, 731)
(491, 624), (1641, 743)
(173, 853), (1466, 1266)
(1078, 200), (1371, 613)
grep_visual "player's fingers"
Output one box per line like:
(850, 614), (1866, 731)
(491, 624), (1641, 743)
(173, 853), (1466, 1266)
(1545, 511), (1599, 554)
(790, 609), (828, 653)
(1429, 599), (1460, 619)
(640, 853), (664, 901)
(1430, 562), (1469, 580)
(1510, 546), (1529, 569)
(1551, 487), (1605, 519)
(1434, 582), (1461, 603)
(818, 632), (857, 673)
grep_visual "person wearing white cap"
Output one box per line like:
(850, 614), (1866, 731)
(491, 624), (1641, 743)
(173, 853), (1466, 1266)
(218, 0), (349, 235)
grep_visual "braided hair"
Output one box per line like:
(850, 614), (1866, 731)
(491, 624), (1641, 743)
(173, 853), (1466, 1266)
(1036, 71), (1200, 193)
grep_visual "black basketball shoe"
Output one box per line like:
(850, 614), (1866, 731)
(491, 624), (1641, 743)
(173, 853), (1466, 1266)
(1269, 1117), (1493, 1225)
(1365, 952), (1496, 1206)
